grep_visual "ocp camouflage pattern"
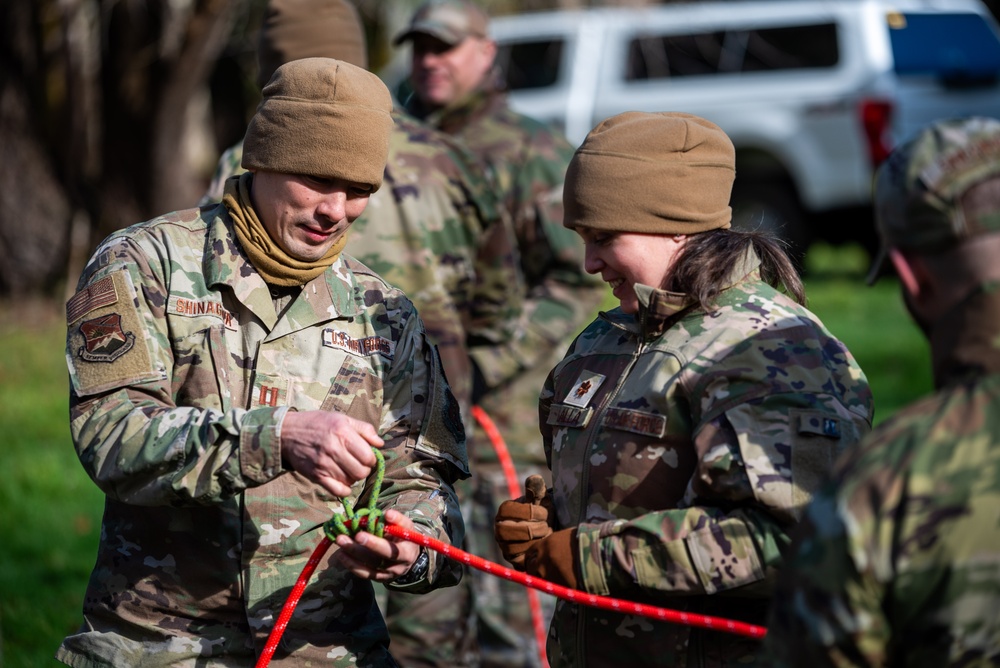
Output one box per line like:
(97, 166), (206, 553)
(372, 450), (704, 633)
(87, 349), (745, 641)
(57, 202), (469, 667)
(201, 109), (524, 419)
(763, 283), (1000, 667)
(406, 88), (606, 465)
(538, 252), (873, 667)
(407, 87), (605, 666)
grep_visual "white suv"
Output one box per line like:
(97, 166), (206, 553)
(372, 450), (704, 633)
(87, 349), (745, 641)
(489, 0), (1000, 255)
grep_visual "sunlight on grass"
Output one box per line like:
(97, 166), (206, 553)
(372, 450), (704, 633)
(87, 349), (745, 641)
(0, 304), (104, 667)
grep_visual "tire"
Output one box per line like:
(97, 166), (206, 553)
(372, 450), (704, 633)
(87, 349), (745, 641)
(730, 181), (809, 269)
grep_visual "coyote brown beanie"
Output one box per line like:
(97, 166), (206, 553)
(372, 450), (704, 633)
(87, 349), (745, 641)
(564, 111), (735, 234)
(242, 57), (393, 191)
(256, 0), (368, 90)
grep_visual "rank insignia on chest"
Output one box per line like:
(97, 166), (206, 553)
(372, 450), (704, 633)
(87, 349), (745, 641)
(564, 371), (607, 408)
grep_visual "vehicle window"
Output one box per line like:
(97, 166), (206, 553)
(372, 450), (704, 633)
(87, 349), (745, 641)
(627, 30), (728, 79)
(741, 24), (839, 72)
(495, 38), (564, 91)
(626, 22), (838, 80)
(888, 13), (1000, 80)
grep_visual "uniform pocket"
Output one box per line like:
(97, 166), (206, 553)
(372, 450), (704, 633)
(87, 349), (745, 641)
(171, 324), (229, 412)
(320, 355), (384, 426)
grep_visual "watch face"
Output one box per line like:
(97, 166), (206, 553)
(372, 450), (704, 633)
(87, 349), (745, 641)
(395, 550), (429, 585)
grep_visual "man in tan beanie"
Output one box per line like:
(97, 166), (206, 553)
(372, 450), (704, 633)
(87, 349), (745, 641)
(494, 111), (872, 666)
(57, 56), (469, 667)
(201, 2), (527, 665)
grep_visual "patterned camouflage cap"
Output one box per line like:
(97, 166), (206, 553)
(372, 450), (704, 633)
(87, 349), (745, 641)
(867, 116), (1000, 284)
(392, 0), (489, 47)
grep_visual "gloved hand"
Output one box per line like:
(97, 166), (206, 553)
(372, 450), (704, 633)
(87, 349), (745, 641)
(494, 474), (556, 568)
(524, 527), (580, 590)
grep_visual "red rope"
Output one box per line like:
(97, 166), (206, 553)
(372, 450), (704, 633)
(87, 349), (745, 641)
(471, 405), (551, 667)
(255, 525), (767, 667)
(256, 535), (332, 668)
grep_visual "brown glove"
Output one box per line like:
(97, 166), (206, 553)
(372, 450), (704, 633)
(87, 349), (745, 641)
(524, 527), (580, 590)
(494, 475), (556, 568)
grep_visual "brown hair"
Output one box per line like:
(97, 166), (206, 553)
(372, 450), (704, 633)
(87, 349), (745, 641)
(664, 228), (805, 310)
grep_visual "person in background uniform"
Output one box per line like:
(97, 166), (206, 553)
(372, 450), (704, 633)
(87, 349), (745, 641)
(763, 116), (1000, 667)
(394, 2), (606, 662)
(57, 57), (468, 667)
(494, 111), (874, 667)
(201, 2), (524, 663)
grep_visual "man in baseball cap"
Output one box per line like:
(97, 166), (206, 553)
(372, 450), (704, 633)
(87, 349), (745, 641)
(393, 0), (489, 48)
(764, 116), (1000, 665)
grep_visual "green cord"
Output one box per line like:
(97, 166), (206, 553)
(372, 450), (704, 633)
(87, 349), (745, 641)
(323, 447), (386, 540)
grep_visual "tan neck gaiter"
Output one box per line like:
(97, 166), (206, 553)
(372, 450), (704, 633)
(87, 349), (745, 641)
(223, 172), (347, 287)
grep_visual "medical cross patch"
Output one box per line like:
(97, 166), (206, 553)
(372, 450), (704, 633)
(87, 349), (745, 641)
(78, 313), (135, 363)
(564, 371), (606, 408)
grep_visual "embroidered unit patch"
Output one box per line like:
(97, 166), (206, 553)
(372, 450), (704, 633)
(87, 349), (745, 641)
(67, 270), (160, 397)
(78, 313), (135, 363)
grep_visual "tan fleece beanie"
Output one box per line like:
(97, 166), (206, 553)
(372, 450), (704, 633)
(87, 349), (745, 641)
(256, 0), (368, 90)
(242, 57), (393, 191)
(564, 111), (735, 233)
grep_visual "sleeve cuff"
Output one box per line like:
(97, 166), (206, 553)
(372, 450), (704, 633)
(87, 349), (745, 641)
(238, 405), (289, 484)
(575, 522), (612, 596)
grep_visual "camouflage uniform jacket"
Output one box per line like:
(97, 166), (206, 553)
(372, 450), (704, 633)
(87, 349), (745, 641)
(763, 285), (1000, 667)
(200, 110), (523, 417)
(538, 252), (873, 667)
(406, 88), (605, 462)
(57, 204), (469, 667)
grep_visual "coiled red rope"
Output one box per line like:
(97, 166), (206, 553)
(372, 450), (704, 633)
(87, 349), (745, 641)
(255, 522), (767, 667)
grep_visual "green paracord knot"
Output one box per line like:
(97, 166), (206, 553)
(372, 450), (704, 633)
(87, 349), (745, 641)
(323, 447), (387, 539)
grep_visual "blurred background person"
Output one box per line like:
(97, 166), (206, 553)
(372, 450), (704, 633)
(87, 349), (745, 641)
(494, 111), (873, 667)
(764, 116), (1000, 667)
(394, 2), (605, 663)
(202, 1), (524, 665)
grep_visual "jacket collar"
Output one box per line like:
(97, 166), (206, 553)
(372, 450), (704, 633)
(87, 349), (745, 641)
(202, 205), (363, 333)
(408, 87), (504, 135)
(633, 247), (762, 336)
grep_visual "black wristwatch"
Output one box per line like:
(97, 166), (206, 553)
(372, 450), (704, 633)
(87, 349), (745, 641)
(392, 549), (429, 585)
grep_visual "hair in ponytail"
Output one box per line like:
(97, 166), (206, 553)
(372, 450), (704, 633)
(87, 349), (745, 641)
(664, 228), (805, 311)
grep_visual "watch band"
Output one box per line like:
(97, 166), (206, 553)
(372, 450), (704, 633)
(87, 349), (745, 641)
(392, 548), (429, 585)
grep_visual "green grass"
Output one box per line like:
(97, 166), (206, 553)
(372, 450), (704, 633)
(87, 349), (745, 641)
(802, 242), (933, 423)
(0, 303), (104, 668)
(0, 244), (932, 665)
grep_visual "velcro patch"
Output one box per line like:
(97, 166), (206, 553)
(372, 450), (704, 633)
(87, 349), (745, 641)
(251, 377), (290, 408)
(66, 276), (118, 323)
(168, 296), (236, 329)
(563, 370), (606, 408)
(546, 403), (593, 429)
(797, 411), (842, 439)
(68, 271), (159, 396)
(603, 407), (666, 438)
(322, 328), (394, 359)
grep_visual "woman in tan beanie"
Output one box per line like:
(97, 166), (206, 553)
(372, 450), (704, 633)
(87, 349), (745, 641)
(494, 112), (874, 667)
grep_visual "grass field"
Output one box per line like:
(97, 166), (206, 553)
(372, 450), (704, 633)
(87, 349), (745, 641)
(0, 244), (933, 666)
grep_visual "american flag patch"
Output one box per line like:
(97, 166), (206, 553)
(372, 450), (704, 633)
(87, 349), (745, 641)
(66, 276), (119, 323)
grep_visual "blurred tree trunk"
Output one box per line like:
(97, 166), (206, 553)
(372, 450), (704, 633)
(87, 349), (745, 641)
(0, 0), (241, 299)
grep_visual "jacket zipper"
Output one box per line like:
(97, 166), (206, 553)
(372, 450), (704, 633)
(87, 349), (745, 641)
(574, 329), (647, 665)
